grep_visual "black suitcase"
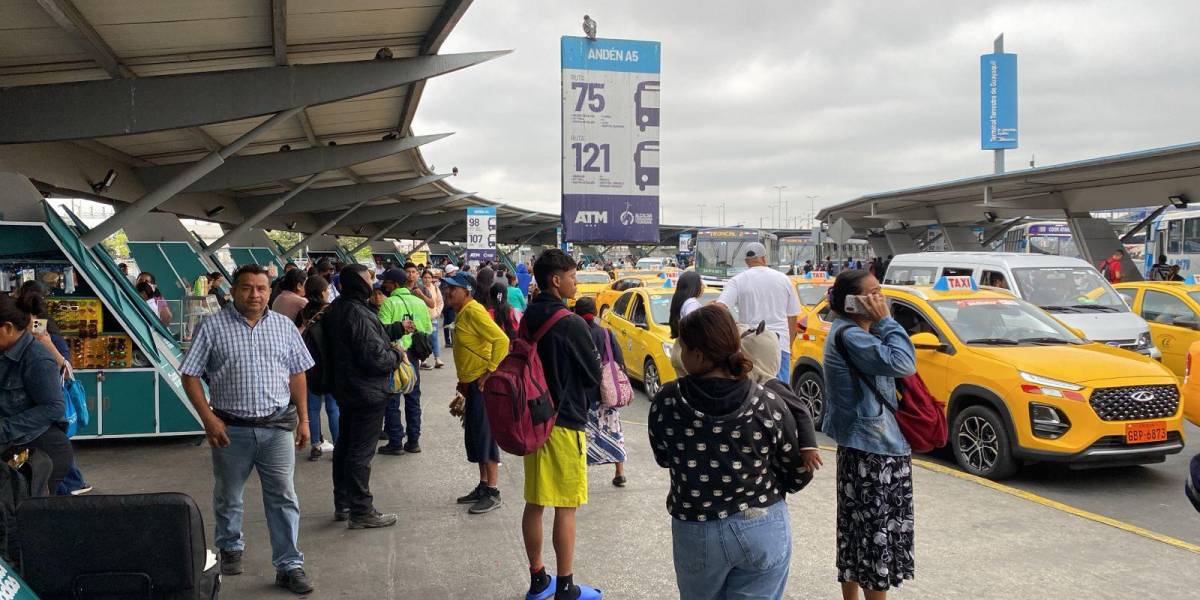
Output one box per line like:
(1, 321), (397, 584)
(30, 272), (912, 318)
(15, 492), (219, 599)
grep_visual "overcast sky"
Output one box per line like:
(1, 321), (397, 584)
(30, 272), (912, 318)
(414, 0), (1200, 228)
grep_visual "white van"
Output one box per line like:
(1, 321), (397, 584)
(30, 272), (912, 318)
(883, 252), (1158, 357)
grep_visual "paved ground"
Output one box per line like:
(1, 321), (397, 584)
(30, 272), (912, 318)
(74, 356), (1200, 599)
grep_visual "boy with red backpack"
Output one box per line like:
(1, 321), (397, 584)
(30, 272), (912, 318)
(519, 250), (604, 600)
(442, 271), (510, 514)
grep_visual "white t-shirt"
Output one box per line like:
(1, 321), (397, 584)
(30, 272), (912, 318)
(716, 266), (801, 343)
(680, 297), (703, 319)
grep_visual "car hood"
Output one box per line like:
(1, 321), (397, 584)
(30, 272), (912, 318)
(1049, 311), (1149, 343)
(968, 343), (1172, 385)
(576, 283), (611, 294)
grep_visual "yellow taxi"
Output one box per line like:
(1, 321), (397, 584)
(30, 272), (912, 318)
(1112, 280), (1200, 377)
(595, 273), (668, 315)
(1179, 341), (1200, 426)
(569, 270), (616, 308)
(791, 272), (833, 312)
(790, 277), (1186, 479)
(599, 286), (723, 398)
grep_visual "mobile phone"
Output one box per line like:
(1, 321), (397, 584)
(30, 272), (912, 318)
(843, 295), (866, 314)
(32, 318), (47, 335)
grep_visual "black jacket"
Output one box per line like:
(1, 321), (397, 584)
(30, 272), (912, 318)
(522, 293), (602, 431)
(323, 273), (401, 407)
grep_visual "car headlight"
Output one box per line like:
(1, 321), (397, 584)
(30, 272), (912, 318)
(1134, 331), (1154, 351)
(662, 341), (674, 356)
(1019, 371), (1084, 391)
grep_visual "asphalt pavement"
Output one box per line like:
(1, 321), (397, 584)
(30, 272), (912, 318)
(71, 359), (1200, 599)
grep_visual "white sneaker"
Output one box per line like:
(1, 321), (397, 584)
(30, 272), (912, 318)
(319, 440), (334, 452)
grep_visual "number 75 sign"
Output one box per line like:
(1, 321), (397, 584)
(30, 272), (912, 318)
(561, 36), (661, 244)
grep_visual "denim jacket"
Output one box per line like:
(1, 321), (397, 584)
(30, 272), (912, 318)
(820, 316), (917, 456)
(0, 331), (65, 446)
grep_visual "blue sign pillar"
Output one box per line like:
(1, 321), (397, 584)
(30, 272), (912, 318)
(980, 34), (1017, 174)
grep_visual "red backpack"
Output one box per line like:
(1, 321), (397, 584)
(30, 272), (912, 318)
(834, 327), (948, 453)
(482, 308), (572, 456)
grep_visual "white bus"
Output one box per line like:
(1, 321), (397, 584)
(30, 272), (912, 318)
(1144, 210), (1200, 274)
(996, 221), (1081, 258)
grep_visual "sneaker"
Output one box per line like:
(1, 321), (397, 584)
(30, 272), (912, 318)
(334, 508), (350, 522)
(308, 446), (322, 462)
(434, 359), (445, 369)
(69, 485), (94, 496)
(456, 482), (485, 504)
(468, 488), (502, 514)
(420, 362), (433, 371)
(612, 475), (627, 488)
(378, 445), (405, 456)
(318, 440), (334, 452)
(218, 549), (243, 576)
(403, 441), (421, 454)
(348, 511), (398, 529)
(275, 567), (314, 594)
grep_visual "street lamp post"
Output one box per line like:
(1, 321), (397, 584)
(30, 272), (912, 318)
(698, 204), (706, 227)
(772, 185), (788, 229)
(805, 195), (820, 228)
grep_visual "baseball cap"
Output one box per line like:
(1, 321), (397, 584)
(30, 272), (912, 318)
(441, 271), (476, 292)
(381, 267), (407, 284)
(444, 264), (460, 276)
(745, 242), (768, 259)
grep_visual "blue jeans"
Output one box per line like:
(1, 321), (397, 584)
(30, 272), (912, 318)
(778, 350), (791, 383)
(430, 317), (442, 358)
(671, 500), (792, 600)
(384, 351), (422, 446)
(212, 425), (303, 572)
(55, 460), (87, 495)
(307, 392), (340, 445)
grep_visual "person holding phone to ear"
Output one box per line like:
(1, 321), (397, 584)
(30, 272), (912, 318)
(821, 269), (918, 600)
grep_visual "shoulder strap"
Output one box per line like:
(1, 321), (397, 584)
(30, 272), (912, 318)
(527, 308), (572, 343)
(833, 326), (894, 413)
(602, 327), (614, 362)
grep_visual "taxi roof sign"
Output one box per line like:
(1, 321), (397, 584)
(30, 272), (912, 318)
(1188, 274), (1199, 285)
(805, 271), (829, 280)
(933, 275), (978, 291)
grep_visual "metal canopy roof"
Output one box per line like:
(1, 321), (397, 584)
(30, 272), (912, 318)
(817, 141), (1200, 231)
(0, 0), (562, 246)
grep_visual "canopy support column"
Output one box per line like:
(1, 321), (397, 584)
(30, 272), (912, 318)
(408, 224), (454, 256)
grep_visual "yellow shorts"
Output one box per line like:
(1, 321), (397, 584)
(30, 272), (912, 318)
(524, 426), (588, 508)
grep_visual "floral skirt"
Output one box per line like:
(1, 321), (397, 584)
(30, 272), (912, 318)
(585, 406), (626, 465)
(835, 446), (915, 591)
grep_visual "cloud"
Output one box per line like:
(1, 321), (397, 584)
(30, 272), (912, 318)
(415, 0), (1200, 227)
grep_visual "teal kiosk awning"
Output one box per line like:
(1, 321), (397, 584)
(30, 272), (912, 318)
(127, 241), (211, 302)
(20, 204), (205, 438)
(228, 247), (285, 273)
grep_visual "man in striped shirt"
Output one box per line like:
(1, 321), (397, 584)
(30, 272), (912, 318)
(181, 264), (315, 595)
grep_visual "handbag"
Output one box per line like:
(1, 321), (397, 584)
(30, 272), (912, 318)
(389, 360), (417, 395)
(598, 331), (634, 408)
(833, 327), (947, 453)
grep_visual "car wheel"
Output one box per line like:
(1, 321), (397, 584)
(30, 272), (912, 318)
(791, 370), (825, 424)
(951, 405), (1017, 480)
(644, 358), (661, 399)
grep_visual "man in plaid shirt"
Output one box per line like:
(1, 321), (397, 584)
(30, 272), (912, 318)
(181, 264), (315, 595)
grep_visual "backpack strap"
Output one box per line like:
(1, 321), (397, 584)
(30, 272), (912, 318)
(833, 326), (895, 413)
(525, 308), (572, 343)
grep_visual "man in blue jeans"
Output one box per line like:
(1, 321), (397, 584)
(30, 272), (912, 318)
(377, 266), (431, 455)
(180, 264), (316, 595)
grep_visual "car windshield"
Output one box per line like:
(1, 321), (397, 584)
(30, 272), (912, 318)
(577, 272), (611, 284)
(1189, 291), (1200, 306)
(1010, 267), (1128, 312)
(649, 291), (722, 324)
(931, 298), (1084, 345)
(796, 284), (831, 306)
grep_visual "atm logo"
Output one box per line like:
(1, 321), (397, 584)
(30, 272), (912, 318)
(574, 211), (608, 224)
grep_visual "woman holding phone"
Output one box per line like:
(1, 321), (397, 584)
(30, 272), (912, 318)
(821, 270), (918, 599)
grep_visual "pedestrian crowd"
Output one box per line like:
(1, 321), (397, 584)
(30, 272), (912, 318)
(90, 244), (920, 598)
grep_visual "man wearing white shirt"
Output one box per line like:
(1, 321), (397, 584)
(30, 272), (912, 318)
(715, 242), (801, 382)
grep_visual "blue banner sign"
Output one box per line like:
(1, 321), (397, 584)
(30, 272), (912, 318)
(980, 52), (1018, 150)
(562, 36), (661, 243)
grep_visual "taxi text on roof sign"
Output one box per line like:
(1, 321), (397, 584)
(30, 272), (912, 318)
(805, 271), (828, 280)
(933, 276), (978, 291)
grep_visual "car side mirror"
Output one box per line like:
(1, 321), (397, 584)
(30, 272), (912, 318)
(1173, 316), (1200, 330)
(910, 332), (945, 351)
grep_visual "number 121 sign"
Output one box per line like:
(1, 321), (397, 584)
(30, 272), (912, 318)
(561, 36), (661, 244)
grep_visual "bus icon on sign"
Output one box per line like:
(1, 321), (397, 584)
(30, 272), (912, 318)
(634, 81), (660, 131)
(634, 141), (659, 191)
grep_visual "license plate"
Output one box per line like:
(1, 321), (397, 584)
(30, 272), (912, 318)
(1125, 421), (1168, 444)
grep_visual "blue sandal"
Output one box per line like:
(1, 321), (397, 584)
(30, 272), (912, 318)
(576, 584), (603, 599)
(526, 575), (556, 600)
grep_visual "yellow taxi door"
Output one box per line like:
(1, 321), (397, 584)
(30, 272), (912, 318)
(1139, 289), (1198, 376)
(605, 291), (641, 378)
(890, 299), (953, 403)
(625, 292), (654, 377)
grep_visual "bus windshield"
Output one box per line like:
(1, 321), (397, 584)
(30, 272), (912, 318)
(695, 229), (776, 279)
(1011, 267), (1128, 312)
